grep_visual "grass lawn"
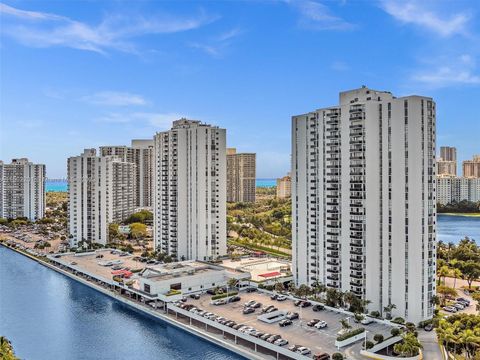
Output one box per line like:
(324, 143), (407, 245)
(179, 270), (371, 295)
(438, 213), (480, 217)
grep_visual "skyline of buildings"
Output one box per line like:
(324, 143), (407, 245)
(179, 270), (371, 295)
(463, 155), (480, 178)
(226, 148), (256, 203)
(153, 119), (227, 261)
(0, 158), (46, 221)
(292, 87), (436, 323)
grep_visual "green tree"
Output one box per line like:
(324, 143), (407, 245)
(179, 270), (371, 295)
(393, 332), (422, 357)
(0, 336), (19, 360)
(461, 261), (480, 289)
(130, 222), (148, 239)
(437, 285), (457, 306)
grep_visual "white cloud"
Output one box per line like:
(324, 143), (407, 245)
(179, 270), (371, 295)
(412, 55), (480, 87)
(190, 27), (243, 57)
(0, 3), (218, 54)
(379, 0), (471, 37)
(287, 0), (355, 31)
(82, 91), (148, 106)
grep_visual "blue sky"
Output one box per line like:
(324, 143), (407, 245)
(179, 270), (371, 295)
(0, 0), (479, 178)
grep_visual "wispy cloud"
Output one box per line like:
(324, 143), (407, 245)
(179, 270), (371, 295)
(0, 3), (218, 54)
(287, 0), (355, 31)
(82, 91), (148, 106)
(190, 27), (243, 57)
(412, 55), (480, 88)
(96, 112), (186, 129)
(379, 0), (471, 37)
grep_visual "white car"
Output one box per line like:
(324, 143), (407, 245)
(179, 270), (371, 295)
(314, 320), (328, 329)
(443, 306), (457, 313)
(274, 338), (289, 346)
(245, 300), (256, 307)
(361, 317), (374, 325)
(453, 303), (464, 310)
(296, 347), (311, 355)
(276, 295), (288, 301)
(213, 299), (227, 306)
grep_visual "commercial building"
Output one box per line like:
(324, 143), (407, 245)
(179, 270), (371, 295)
(226, 148), (256, 203)
(0, 158), (45, 220)
(437, 175), (480, 205)
(153, 119), (227, 261)
(463, 155), (480, 178)
(67, 149), (136, 247)
(292, 87), (436, 323)
(100, 139), (154, 208)
(276, 174), (291, 199)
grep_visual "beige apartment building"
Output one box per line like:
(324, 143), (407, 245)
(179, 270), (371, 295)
(463, 155), (480, 178)
(276, 174), (291, 199)
(438, 146), (457, 176)
(226, 148), (256, 203)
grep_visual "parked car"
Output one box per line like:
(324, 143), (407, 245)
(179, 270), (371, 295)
(300, 301), (312, 308)
(232, 324), (243, 330)
(297, 347), (312, 355)
(307, 319), (320, 327)
(270, 294), (278, 300)
(314, 320), (328, 329)
(228, 295), (241, 303)
(70, 261), (77, 265)
(454, 303), (465, 310)
(294, 300), (303, 306)
(213, 299), (227, 306)
(262, 305), (275, 313)
(266, 307), (278, 313)
(457, 298), (471, 306)
(245, 287), (257, 293)
(251, 302), (262, 309)
(267, 335), (281, 343)
(243, 307), (255, 315)
(288, 345), (300, 352)
(361, 317), (374, 325)
(274, 339), (289, 346)
(95, 254), (104, 258)
(443, 306), (457, 313)
(424, 323), (434, 332)
(276, 295), (287, 301)
(313, 304), (325, 312)
(313, 353), (330, 360)
(286, 312), (299, 320)
(245, 300), (256, 307)
(260, 333), (272, 341)
(189, 294), (201, 300)
(279, 319), (293, 327)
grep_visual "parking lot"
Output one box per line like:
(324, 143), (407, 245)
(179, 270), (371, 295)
(185, 290), (394, 358)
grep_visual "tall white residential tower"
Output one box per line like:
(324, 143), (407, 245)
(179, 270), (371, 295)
(67, 149), (136, 247)
(153, 119), (227, 261)
(292, 87), (436, 323)
(0, 158), (46, 220)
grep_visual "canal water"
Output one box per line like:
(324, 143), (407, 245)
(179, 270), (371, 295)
(437, 214), (480, 244)
(0, 246), (243, 360)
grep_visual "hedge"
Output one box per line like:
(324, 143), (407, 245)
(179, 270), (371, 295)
(212, 292), (238, 300)
(336, 327), (365, 341)
(391, 317), (405, 324)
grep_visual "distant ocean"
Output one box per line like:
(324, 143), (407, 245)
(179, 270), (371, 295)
(46, 178), (278, 192)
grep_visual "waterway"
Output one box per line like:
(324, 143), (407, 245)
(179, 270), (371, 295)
(437, 214), (480, 244)
(0, 246), (243, 360)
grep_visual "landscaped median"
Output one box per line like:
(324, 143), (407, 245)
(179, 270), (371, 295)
(211, 292), (238, 301)
(335, 327), (366, 348)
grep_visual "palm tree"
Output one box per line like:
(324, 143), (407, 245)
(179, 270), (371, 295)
(451, 268), (463, 289)
(340, 318), (351, 331)
(459, 329), (480, 359)
(383, 303), (397, 320)
(438, 265), (450, 285)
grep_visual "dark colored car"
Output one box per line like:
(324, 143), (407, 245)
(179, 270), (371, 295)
(245, 287), (257, 293)
(243, 307), (255, 315)
(307, 319), (320, 327)
(228, 295), (241, 303)
(270, 294), (278, 300)
(313, 304), (325, 311)
(286, 312), (299, 320)
(424, 323), (434, 332)
(300, 301), (312, 308)
(313, 353), (330, 360)
(294, 300), (303, 306)
(279, 319), (293, 327)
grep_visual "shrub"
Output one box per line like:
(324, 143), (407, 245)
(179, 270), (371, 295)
(365, 340), (375, 350)
(370, 311), (381, 318)
(418, 319), (432, 328)
(166, 289), (181, 296)
(332, 353), (344, 360)
(336, 327), (365, 341)
(392, 317), (405, 324)
(373, 334), (384, 343)
(211, 292), (238, 300)
(405, 322), (416, 332)
(391, 328), (401, 337)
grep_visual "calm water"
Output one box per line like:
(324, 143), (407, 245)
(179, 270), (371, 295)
(46, 179), (278, 192)
(0, 247), (243, 360)
(437, 214), (480, 244)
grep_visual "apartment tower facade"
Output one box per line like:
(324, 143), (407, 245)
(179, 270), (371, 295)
(292, 87), (436, 323)
(276, 174), (292, 199)
(438, 146), (457, 176)
(100, 139), (154, 208)
(153, 119), (227, 261)
(463, 155), (480, 178)
(67, 149), (136, 247)
(226, 148), (256, 203)
(0, 158), (46, 220)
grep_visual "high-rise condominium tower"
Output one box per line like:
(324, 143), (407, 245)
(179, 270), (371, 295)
(226, 148), (256, 203)
(292, 87), (436, 323)
(276, 174), (292, 199)
(0, 158), (45, 220)
(100, 139), (154, 208)
(67, 149), (136, 247)
(463, 155), (480, 178)
(153, 119), (227, 261)
(438, 146), (457, 176)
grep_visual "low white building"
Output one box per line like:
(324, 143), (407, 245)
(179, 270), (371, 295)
(437, 175), (480, 205)
(136, 261), (250, 300)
